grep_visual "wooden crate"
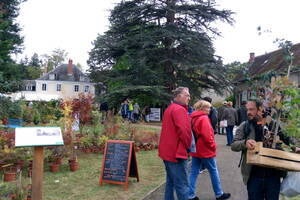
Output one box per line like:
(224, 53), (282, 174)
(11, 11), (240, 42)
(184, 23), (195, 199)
(247, 142), (300, 171)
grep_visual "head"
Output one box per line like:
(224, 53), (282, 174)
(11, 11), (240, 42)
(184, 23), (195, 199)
(203, 96), (212, 103)
(241, 101), (247, 106)
(223, 101), (227, 106)
(194, 100), (211, 115)
(246, 99), (263, 121)
(173, 87), (190, 105)
(227, 101), (233, 107)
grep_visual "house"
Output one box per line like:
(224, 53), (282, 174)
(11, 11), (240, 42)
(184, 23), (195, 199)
(11, 59), (95, 101)
(234, 43), (300, 106)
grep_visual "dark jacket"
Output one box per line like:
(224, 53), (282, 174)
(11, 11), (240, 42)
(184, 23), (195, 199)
(237, 106), (247, 125)
(231, 120), (289, 184)
(217, 105), (226, 121)
(223, 107), (238, 126)
(158, 102), (192, 162)
(190, 111), (216, 158)
(208, 107), (218, 130)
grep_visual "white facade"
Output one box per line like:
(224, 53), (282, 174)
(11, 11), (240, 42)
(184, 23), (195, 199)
(11, 60), (96, 101)
(11, 80), (95, 101)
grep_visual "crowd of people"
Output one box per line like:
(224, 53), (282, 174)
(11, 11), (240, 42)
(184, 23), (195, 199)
(119, 99), (151, 123)
(158, 86), (288, 200)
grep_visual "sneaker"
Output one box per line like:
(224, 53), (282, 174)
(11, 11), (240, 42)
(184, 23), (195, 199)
(216, 193), (231, 200)
(189, 197), (200, 200)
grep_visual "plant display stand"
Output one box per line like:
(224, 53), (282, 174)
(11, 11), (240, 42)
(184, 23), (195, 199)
(247, 142), (300, 171)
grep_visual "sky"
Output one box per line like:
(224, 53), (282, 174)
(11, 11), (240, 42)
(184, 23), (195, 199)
(16, 0), (300, 71)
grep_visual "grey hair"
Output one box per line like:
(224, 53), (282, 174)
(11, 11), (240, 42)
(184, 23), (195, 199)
(172, 87), (189, 98)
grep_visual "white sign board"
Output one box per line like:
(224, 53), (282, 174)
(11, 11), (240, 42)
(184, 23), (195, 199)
(149, 108), (161, 121)
(15, 127), (64, 147)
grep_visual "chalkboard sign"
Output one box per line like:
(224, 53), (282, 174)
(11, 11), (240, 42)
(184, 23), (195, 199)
(99, 140), (139, 190)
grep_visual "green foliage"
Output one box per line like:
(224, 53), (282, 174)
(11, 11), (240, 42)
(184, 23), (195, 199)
(88, 0), (234, 106)
(0, 96), (22, 119)
(0, 0), (26, 93)
(32, 110), (41, 125)
(282, 87), (300, 139)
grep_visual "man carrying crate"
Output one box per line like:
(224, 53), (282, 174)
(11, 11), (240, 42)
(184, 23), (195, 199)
(231, 99), (290, 200)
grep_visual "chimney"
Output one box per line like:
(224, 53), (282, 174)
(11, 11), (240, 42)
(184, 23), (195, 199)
(249, 52), (255, 63)
(67, 59), (73, 76)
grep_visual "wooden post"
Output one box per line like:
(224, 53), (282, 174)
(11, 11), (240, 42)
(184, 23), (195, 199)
(32, 146), (44, 200)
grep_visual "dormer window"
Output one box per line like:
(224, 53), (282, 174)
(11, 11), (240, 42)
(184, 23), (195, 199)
(49, 74), (55, 80)
(80, 76), (85, 82)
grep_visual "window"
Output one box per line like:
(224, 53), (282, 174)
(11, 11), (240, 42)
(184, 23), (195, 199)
(42, 84), (47, 91)
(49, 74), (55, 80)
(74, 85), (79, 92)
(84, 85), (89, 92)
(57, 84), (61, 91)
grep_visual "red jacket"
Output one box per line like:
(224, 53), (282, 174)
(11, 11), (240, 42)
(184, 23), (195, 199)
(158, 102), (192, 162)
(190, 111), (216, 158)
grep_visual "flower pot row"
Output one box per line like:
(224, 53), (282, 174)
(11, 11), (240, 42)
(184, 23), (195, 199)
(49, 159), (80, 172)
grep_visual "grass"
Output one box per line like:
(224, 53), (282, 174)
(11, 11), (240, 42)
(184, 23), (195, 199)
(43, 150), (165, 200)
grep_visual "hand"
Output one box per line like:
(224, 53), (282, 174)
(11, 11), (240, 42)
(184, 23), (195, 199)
(246, 139), (256, 150)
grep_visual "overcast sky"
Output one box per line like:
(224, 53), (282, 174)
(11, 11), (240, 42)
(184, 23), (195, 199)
(17, 0), (300, 71)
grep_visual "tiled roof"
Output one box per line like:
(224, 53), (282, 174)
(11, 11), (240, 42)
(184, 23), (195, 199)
(235, 42), (300, 82)
(38, 64), (90, 82)
(248, 42), (300, 76)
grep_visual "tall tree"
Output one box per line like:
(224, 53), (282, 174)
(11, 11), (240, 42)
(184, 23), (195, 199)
(0, 0), (25, 93)
(42, 48), (68, 72)
(88, 0), (233, 105)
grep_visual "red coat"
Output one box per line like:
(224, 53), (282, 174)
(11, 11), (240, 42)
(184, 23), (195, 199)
(158, 103), (192, 162)
(190, 111), (216, 158)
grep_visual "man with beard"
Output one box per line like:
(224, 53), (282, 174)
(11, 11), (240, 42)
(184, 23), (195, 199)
(231, 99), (289, 200)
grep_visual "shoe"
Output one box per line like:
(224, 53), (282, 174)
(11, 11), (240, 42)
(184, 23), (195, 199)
(216, 193), (231, 200)
(189, 197), (199, 200)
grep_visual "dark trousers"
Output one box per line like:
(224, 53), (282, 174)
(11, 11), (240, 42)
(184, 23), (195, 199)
(226, 125), (234, 145)
(247, 175), (281, 200)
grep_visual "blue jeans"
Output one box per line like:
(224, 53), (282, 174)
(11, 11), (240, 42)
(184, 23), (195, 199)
(163, 159), (189, 200)
(226, 125), (234, 145)
(188, 157), (223, 198)
(247, 175), (281, 200)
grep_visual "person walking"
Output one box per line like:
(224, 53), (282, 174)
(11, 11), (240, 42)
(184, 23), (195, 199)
(203, 97), (218, 134)
(133, 102), (140, 122)
(188, 100), (231, 200)
(231, 99), (290, 200)
(222, 101), (237, 146)
(158, 87), (192, 200)
(128, 100), (133, 121)
(237, 101), (247, 125)
(121, 100), (129, 120)
(217, 101), (227, 135)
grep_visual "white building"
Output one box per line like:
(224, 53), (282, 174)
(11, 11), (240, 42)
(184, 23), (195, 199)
(11, 59), (95, 101)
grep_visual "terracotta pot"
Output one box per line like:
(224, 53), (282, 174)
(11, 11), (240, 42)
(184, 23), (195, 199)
(69, 161), (79, 172)
(4, 171), (17, 182)
(55, 157), (63, 165)
(49, 163), (59, 172)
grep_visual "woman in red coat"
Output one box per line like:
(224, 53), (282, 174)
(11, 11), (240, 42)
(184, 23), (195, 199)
(188, 100), (230, 200)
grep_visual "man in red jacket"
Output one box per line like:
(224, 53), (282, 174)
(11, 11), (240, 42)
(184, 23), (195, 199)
(159, 87), (192, 200)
